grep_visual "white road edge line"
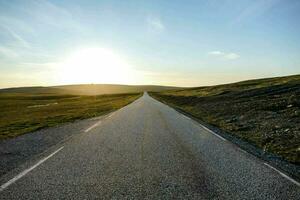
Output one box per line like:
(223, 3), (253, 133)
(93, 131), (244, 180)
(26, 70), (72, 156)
(0, 146), (64, 192)
(200, 125), (227, 141)
(180, 112), (227, 141)
(239, 149), (248, 154)
(264, 163), (300, 187)
(84, 121), (101, 133)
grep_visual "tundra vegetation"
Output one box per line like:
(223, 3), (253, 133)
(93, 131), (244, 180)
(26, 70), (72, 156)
(0, 91), (141, 140)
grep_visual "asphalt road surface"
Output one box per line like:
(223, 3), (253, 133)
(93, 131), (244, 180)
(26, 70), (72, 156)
(1, 93), (299, 199)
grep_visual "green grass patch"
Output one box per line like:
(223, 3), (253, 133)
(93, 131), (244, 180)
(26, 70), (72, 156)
(0, 92), (141, 140)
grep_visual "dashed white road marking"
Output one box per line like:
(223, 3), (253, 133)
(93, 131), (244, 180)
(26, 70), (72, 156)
(108, 113), (115, 118)
(182, 114), (191, 120)
(264, 163), (300, 187)
(0, 146), (64, 192)
(199, 125), (227, 141)
(84, 121), (101, 133)
(239, 149), (248, 154)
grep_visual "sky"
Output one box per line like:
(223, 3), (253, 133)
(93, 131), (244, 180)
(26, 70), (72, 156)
(0, 0), (299, 88)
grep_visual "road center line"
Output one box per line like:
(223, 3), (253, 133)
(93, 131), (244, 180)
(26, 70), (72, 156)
(84, 121), (101, 133)
(108, 113), (115, 118)
(0, 146), (64, 192)
(264, 163), (300, 187)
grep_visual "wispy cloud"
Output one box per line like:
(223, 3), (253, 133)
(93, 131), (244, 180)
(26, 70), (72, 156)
(209, 51), (223, 55)
(208, 51), (240, 60)
(0, 16), (35, 34)
(0, 0), (84, 61)
(231, 0), (282, 25)
(0, 0), (83, 34)
(0, 25), (31, 60)
(0, 46), (19, 58)
(2, 26), (31, 48)
(147, 16), (165, 33)
(29, 0), (84, 31)
(223, 53), (240, 60)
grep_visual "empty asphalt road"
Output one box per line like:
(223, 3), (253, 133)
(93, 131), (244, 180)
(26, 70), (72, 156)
(0, 93), (299, 199)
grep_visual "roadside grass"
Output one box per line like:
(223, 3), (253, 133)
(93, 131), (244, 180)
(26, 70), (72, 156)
(150, 74), (300, 164)
(0, 92), (141, 140)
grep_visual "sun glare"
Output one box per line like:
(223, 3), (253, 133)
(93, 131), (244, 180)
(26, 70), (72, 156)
(59, 48), (133, 84)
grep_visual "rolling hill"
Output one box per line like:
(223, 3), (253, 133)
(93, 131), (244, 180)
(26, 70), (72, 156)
(0, 84), (181, 95)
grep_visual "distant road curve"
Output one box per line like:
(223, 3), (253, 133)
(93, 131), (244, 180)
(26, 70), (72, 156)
(1, 92), (299, 199)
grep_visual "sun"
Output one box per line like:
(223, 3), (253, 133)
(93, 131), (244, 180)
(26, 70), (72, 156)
(59, 48), (133, 84)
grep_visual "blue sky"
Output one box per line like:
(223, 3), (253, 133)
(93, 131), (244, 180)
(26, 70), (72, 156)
(0, 0), (299, 88)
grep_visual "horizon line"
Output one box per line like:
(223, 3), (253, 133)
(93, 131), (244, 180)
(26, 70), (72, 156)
(0, 73), (299, 90)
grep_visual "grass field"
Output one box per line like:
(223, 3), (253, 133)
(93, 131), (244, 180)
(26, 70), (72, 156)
(0, 84), (180, 96)
(0, 92), (141, 140)
(150, 74), (300, 164)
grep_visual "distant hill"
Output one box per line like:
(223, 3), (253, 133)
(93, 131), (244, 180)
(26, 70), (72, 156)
(0, 87), (68, 95)
(161, 74), (300, 97)
(0, 84), (180, 95)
